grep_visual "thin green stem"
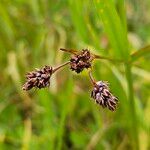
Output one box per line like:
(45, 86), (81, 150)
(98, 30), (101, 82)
(53, 61), (70, 73)
(88, 70), (96, 86)
(57, 106), (67, 150)
(93, 54), (126, 63)
(125, 64), (139, 150)
(56, 77), (73, 150)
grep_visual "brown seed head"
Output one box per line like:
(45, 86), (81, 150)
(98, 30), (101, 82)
(70, 49), (93, 73)
(22, 66), (53, 90)
(91, 81), (118, 111)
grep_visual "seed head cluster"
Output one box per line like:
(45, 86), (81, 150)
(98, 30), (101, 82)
(70, 49), (93, 73)
(22, 66), (53, 90)
(22, 48), (119, 111)
(91, 81), (118, 111)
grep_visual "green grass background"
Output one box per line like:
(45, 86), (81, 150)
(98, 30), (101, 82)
(0, 0), (150, 150)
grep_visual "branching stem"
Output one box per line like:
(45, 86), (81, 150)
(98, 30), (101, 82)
(53, 61), (70, 73)
(88, 70), (96, 86)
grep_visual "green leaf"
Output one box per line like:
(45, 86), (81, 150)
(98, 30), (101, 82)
(68, 0), (90, 44)
(93, 0), (129, 60)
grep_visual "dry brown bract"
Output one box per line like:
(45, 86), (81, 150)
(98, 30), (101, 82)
(91, 81), (118, 111)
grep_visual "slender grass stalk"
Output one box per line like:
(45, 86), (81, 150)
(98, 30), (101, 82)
(57, 106), (68, 150)
(125, 64), (139, 150)
(93, 54), (125, 63)
(22, 118), (32, 150)
(130, 45), (150, 63)
(118, 2), (139, 148)
(57, 77), (73, 150)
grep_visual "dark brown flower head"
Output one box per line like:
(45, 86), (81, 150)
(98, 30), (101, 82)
(22, 66), (53, 90)
(70, 49), (93, 73)
(91, 81), (118, 111)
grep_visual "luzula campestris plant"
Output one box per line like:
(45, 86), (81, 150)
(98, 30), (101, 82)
(22, 48), (118, 111)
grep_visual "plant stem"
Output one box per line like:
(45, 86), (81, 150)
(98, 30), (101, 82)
(125, 64), (139, 150)
(53, 61), (70, 73)
(57, 105), (67, 150)
(93, 54), (125, 63)
(88, 70), (97, 86)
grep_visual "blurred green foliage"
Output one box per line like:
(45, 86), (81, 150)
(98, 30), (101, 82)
(0, 0), (150, 150)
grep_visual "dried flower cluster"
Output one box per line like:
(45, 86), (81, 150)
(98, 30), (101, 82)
(22, 48), (118, 111)
(70, 49), (93, 73)
(91, 81), (118, 111)
(22, 66), (53, 90)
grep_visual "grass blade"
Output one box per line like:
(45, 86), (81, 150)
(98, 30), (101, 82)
(93, 0), (129, 60)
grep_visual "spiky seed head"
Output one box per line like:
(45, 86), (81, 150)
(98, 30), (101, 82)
(91, 81), (118, 111)
(70, 49), (93, 73)
(22, 66), (53, 90)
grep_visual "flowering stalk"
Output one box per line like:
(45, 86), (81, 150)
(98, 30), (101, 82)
(88, 70), (96, 86)
(52, 61), (70, 73)
(89, 70), (118, 111)
(22, 61), (70, 91)
(22, 47), (119, 112)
